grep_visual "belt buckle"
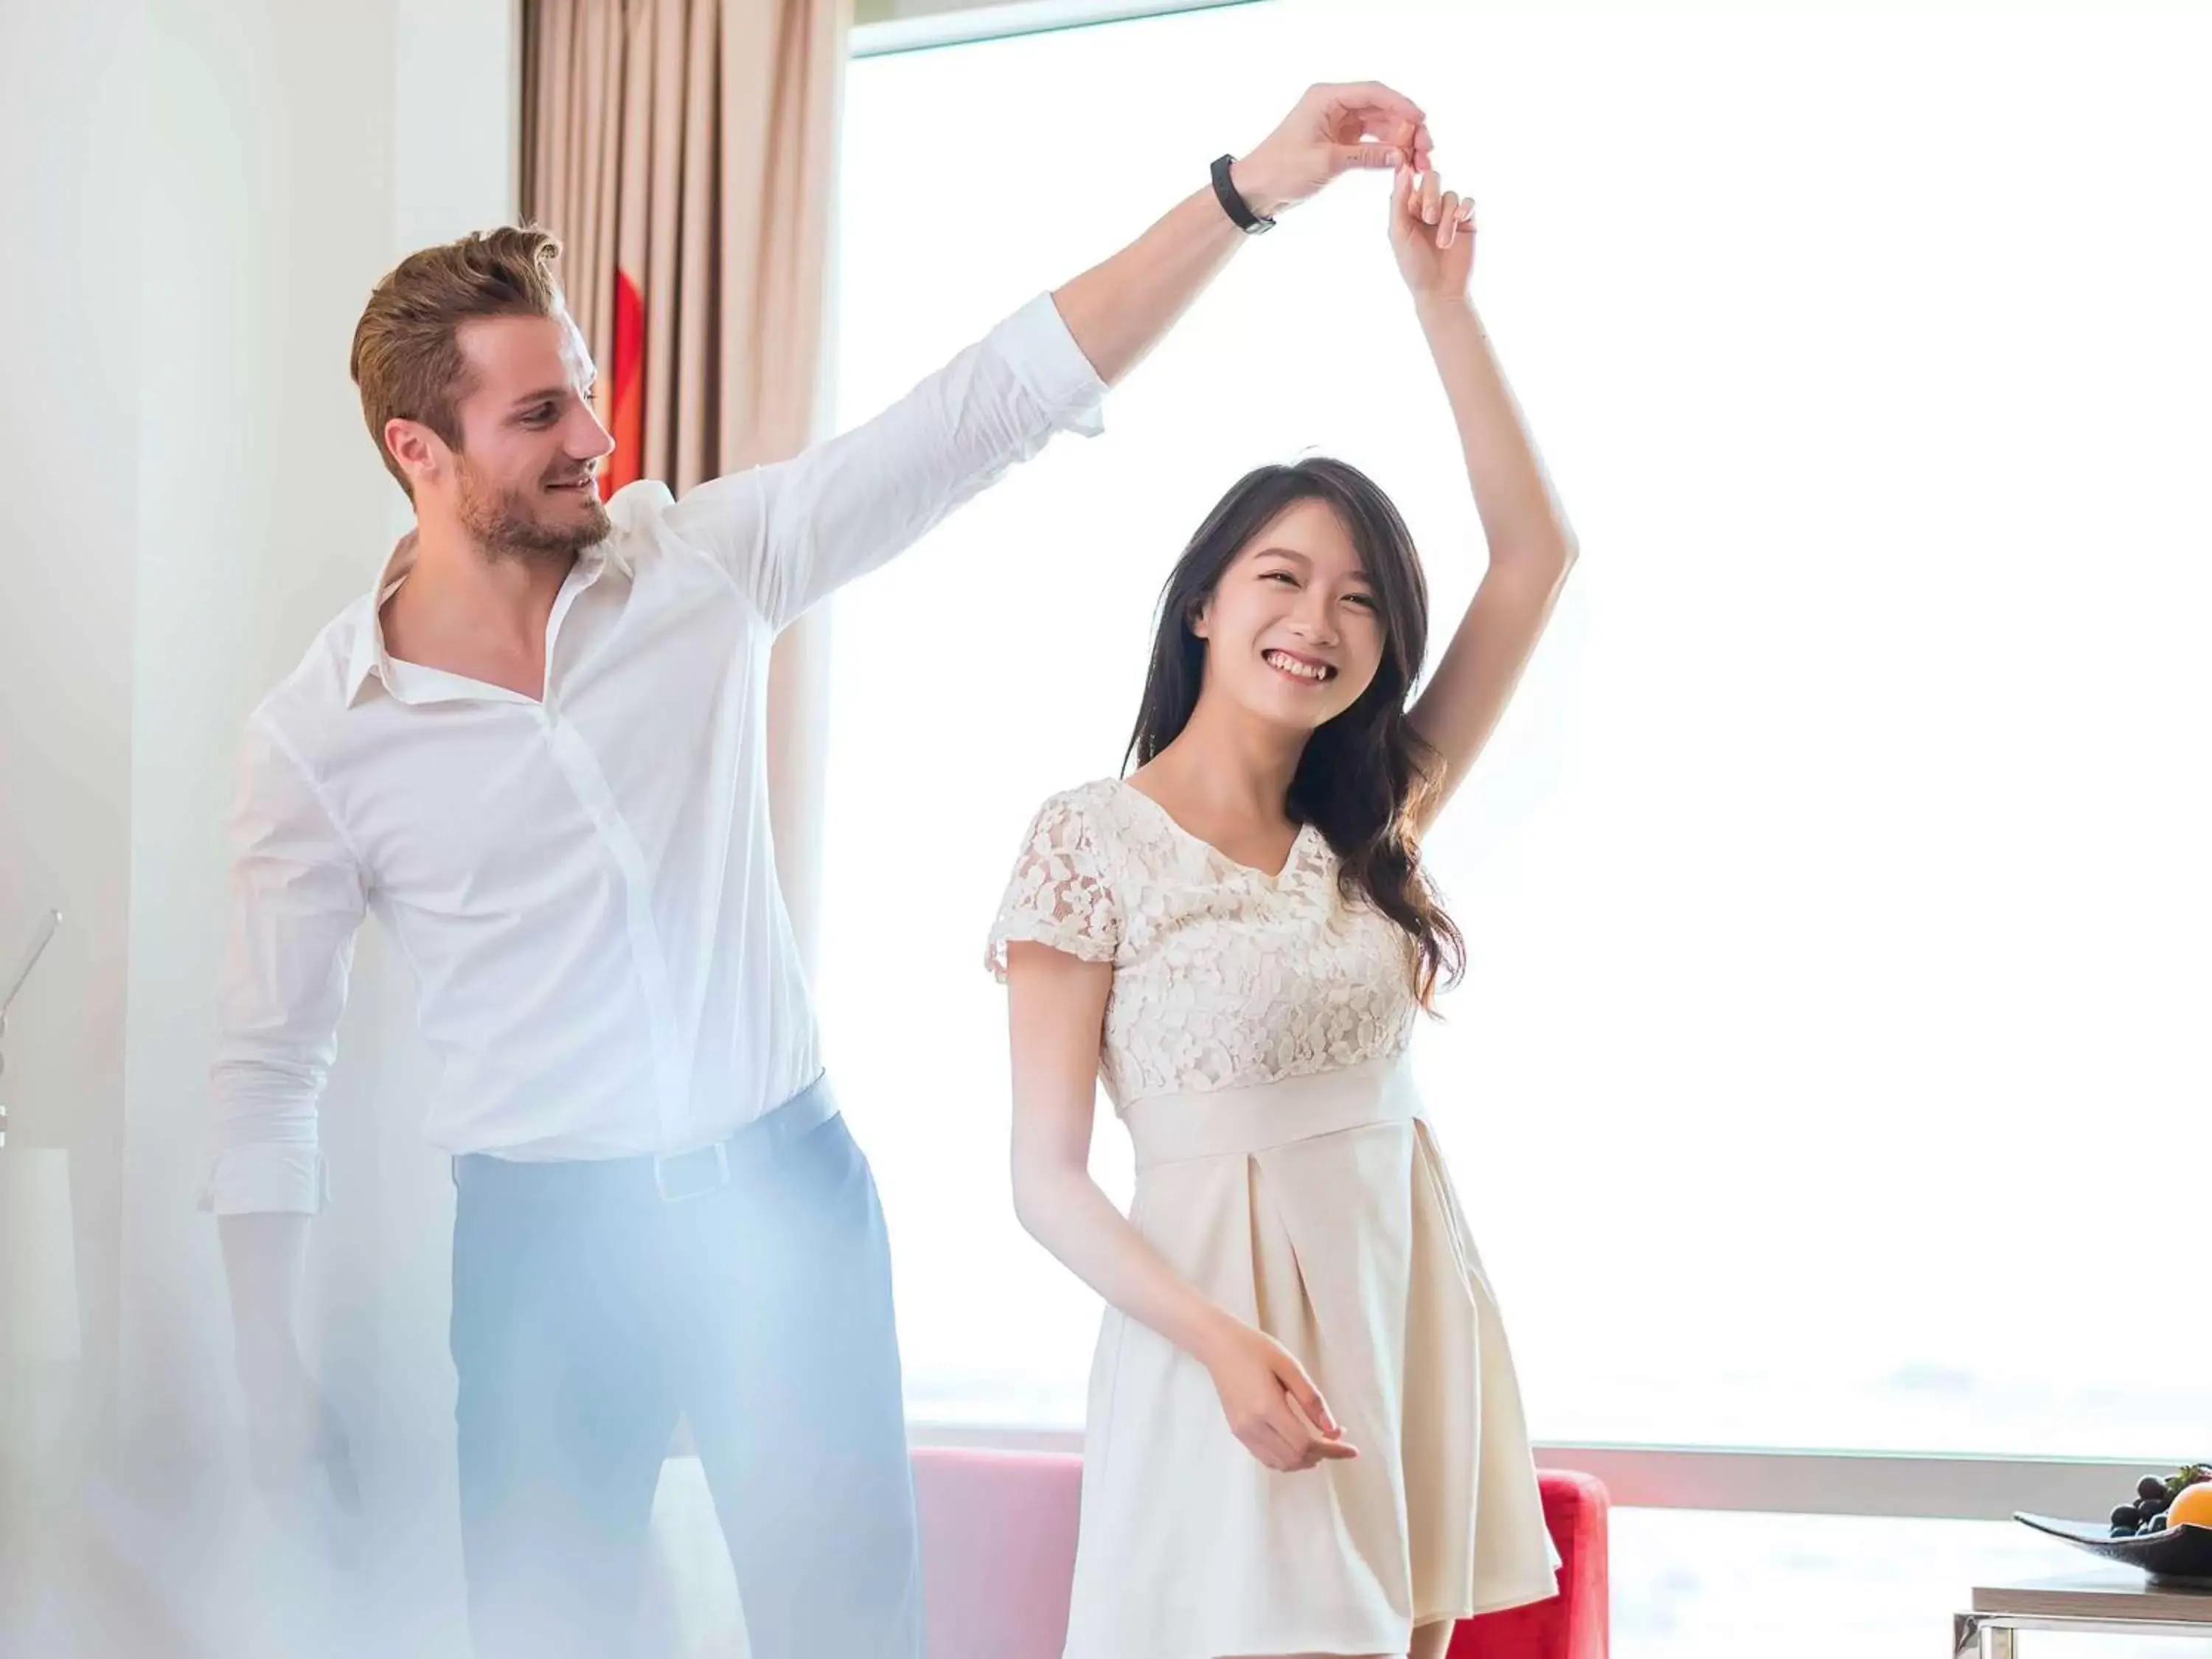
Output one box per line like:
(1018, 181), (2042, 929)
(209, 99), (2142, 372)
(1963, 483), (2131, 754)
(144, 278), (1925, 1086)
(653, 1140), (730, 1203)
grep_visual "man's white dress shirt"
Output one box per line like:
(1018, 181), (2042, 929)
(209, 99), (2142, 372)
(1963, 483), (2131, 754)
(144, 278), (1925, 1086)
(206, 293), (1105, 1214)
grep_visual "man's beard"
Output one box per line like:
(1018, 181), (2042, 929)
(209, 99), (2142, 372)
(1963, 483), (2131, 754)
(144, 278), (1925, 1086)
(456, 456), (612, 563)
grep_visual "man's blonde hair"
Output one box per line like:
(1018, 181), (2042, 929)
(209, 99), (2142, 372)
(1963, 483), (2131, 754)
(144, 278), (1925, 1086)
(349, 226), (568, 496)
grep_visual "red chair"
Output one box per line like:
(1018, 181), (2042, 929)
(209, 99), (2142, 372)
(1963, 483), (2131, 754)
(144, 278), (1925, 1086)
(911, 1445), (1607, 1659)
(1450, 1469), (1610, 1659)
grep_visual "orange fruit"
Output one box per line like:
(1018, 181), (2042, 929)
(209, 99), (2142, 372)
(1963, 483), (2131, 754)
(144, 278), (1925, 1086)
(2169, 1481), (2212, 1530)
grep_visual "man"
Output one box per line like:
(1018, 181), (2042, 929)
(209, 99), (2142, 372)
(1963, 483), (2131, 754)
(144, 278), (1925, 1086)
(209, 83), (1433, 1658)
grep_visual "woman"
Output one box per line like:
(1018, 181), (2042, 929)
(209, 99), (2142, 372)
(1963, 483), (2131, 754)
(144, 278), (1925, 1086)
(987, 160), (1576, 1659)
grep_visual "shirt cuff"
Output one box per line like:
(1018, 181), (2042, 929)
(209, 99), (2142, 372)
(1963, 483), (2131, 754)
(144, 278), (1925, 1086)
(992, 292), (1108, 439)
(199, 1145), (330, 1216)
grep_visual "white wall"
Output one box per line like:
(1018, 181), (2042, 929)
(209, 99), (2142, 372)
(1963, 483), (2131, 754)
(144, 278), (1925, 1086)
(0, 0), (146, 1473)
(0, 0), (511, 1650)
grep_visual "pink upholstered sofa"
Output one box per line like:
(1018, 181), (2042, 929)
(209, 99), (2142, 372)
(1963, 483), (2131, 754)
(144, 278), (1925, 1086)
(911, 1445), (1608, 1659)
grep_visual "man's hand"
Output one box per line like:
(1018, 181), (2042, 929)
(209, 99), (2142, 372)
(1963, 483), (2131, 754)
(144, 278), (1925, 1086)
(1048, 80), (1435, 385)
(221, 1211), (358, 1514)
(1231, 82), (1434, 220)
(238, 1336), (360, 1512)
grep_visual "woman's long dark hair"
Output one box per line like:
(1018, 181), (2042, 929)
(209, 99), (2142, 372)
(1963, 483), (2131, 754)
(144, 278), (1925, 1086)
(1123, 457), (1465, 1008)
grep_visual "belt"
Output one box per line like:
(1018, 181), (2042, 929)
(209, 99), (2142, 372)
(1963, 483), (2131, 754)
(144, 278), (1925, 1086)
(1121, 1054), (1420, 1173)
(451, 1071), (841, 1205)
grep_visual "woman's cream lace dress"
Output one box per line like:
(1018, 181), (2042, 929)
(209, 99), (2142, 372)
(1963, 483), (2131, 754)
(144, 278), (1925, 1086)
(988, 779), (1559, 1659)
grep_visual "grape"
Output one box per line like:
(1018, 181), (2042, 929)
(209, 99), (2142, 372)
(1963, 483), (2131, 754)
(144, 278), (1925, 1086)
(2115, 1503), (2145, 1528)
(2149, 1512), (2172, 1532)
(2142, 1477), (2171, 1502)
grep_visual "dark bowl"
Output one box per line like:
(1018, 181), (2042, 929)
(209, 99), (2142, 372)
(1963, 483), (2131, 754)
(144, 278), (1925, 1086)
(2013, 1513), (2212, 1589)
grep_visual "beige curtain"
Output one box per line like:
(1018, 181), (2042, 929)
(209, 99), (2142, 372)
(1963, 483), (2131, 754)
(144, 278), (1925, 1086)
(519, 0), (848, 964)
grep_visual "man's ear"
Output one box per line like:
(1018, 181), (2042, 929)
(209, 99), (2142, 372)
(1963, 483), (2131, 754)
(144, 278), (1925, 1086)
(385, 417), (447, 489)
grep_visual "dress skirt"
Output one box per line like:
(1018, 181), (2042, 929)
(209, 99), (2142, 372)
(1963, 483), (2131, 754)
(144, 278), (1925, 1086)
(1061, 1054), (1561, 1659)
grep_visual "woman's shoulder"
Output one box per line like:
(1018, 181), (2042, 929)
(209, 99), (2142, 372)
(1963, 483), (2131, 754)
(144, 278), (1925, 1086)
(988, 779), (1133, 980)
(1009, 779), (1177, 891)
(1017, 776), (1131, 839)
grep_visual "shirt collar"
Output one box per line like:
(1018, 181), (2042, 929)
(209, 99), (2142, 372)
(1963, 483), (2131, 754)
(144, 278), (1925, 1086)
(342, 526), (626, 709)
(344, 532), (418, 706)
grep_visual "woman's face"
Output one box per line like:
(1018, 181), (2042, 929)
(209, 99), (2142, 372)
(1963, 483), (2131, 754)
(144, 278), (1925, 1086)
(1191, 498), (1387, 732)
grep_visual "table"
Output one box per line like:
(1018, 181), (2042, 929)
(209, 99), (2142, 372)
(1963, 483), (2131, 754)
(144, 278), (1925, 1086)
(1955, 1572), (2212, 1656)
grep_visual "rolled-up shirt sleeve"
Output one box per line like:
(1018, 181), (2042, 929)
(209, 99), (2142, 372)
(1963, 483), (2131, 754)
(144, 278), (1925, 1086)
(659, 290), (1107, 632)
(202, 716), (367, 1216)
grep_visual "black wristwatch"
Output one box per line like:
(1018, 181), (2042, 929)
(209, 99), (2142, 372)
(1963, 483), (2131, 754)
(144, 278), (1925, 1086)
(1210, 154), (1276, 234)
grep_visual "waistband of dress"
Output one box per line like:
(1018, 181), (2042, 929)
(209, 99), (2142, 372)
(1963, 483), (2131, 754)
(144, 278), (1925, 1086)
(1121, 1054), (1420, 1173)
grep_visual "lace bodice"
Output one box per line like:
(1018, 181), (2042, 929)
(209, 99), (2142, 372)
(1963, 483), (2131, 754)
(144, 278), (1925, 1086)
(986, 779), (1418, 1107)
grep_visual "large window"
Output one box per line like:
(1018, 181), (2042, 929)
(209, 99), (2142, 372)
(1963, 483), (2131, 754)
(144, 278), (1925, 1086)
(818, 3), (2210, 1649)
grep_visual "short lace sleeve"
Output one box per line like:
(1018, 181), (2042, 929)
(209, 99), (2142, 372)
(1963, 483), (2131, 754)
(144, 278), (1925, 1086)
(985, 789), (1122, 983)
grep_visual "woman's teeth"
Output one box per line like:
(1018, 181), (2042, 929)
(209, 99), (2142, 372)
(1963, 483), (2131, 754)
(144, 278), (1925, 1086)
(1265, 650), (1332, 684)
